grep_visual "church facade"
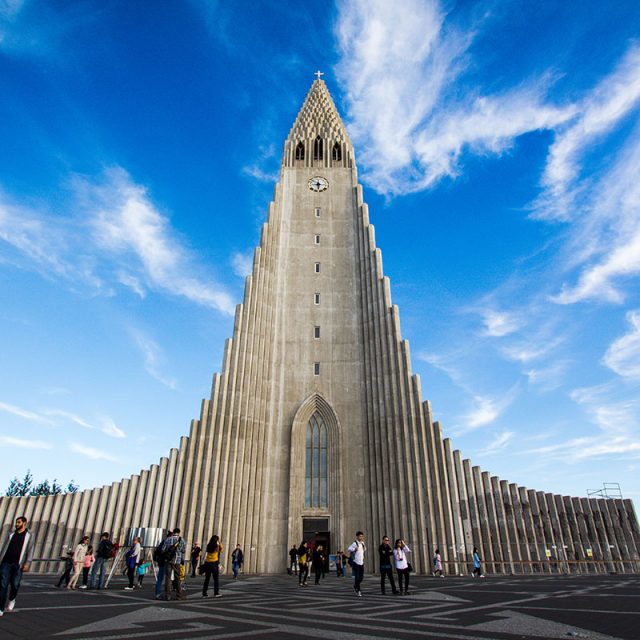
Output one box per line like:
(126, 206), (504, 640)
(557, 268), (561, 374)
(2, 79), (639, 575)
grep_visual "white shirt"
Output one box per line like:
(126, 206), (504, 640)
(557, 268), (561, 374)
(393, 544), (411, 569)
(347, 540), (366, 566)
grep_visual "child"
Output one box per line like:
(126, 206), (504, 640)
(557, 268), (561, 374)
(137, 561), (151, 588)
(56, 551), (74, 588)
(80, 545), (95, 589)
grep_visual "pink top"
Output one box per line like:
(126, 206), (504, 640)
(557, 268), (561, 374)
(83, 553), (94, 568)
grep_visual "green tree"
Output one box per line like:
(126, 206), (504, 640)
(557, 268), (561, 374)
(4, 470), (79, 496)
(5, 470), (33, 496)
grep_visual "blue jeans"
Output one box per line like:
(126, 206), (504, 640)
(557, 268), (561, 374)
(0, 562), (22, 611)
(232, 561), (240, 578)
(155, 564), (165, 597)
(89, 556), (108, 589)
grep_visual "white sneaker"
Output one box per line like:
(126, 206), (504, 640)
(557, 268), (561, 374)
(0, 610), (4, 616)
(6, 600), (15, 612)
(124, 586), (134, 590)
(78, 585), (87, 589)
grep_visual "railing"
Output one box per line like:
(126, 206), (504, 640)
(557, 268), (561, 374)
(442, 559), (640, 575)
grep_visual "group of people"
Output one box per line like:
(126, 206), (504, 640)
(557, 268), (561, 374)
(289, 532), (486, 597)
(0, 516), (488, 616)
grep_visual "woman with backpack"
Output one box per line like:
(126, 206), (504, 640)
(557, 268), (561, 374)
(124, 536), (141, 590)
(202, 535), (224, 598)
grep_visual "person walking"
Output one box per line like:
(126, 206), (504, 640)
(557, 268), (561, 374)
(313, 545), (326, 584)
(347, 531), (366, 596)
(89, 532), (113, 589)
(162, 528), (186, 600)
(472, 546), (484, 578)
(231, 544), (243, 579)
(0, 516), (35, 615)
(190, 542), (201, 578)
(393, 538), (411, 595)
(56, 551), (74, 588)
(137, 560), (151, 588)
(80, 545), (94, 589)
(201, 535), (223, 598)
(297, 541), (309, 586)
(433, 548), (444, 578)
(154, 529), (173, 600)
(124, 537), (142, 590)
(335, 550), (343, 577)
(288, 545), (298, 575)
(379, 535), (399, 595)
(68, 536), (89, 590)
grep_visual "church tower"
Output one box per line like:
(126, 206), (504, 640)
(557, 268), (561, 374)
(1, 77), (638, 576)
(175, 76), (439, 572)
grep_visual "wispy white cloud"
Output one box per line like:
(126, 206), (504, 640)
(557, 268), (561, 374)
(69, 443), (116, 462)
(603, 310), (640, 380)
(418, 349), (519, 432)
(0, 435), (52, 449)
(460, 391), (517, 432)
(534, 45), (640, 223)
(116, 270), (146, 298)
(0, 168), (235, 314)
(478, 431), (514, 456)
(230, 251), (253, 278)
(100, 417), (126, 439)
(42, 409), (93, 430)
(86, 168), (235, 314)
(334, 0), (574, 196)
(0, 401), (52, 424)
(539, 48), (640, 306)
(525, 360), (570, 392)
(527, 436), (640, 462)
(131, 328), (177, 390)
(242, 165), (279, 183)
(480, 310), (521, 338)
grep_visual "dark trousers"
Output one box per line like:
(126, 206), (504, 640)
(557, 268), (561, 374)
(82, 567), (90, 586)
(397, 567), (410, 592)
(57, 568), (71, 587)
(314, 564), (324, 584)
(352, 563), (364, 592)
(191, 558), (198, 577)
(298, 562), (308, 584)
(380, 566), (397, 593)
(202, 562), (219, 595)
(0, 562), (22, 610)
(127, 565), (135, 588)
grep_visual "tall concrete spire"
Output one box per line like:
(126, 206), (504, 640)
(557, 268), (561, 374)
(283, 78), (353, 168)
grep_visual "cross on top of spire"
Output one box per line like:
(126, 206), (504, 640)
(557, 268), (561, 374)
(314, 70), (324, 80)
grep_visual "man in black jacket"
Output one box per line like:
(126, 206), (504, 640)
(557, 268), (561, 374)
(89, 532), (113, 590)
(378, 535), (399, 595)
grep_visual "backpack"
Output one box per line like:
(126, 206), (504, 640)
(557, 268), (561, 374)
(99, 539), (114, 559)
(153, 540), (165, 564)
(155, 537), (179, 564)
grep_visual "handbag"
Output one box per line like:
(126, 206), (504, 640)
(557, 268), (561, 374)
(407, 562), (413, 573)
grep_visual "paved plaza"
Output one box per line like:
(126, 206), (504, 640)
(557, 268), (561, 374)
(0, 572), (637, 639)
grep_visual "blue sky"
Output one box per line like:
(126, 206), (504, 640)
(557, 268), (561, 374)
(1, 0), (639, 509)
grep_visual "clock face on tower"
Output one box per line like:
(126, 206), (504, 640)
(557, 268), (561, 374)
(308, 176), (329, 192)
